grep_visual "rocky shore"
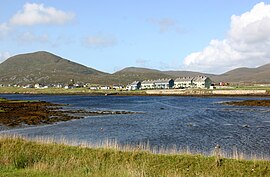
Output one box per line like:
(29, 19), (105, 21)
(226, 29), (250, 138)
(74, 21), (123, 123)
(0, 98), (140, 128)
(225, 100), (270, 107)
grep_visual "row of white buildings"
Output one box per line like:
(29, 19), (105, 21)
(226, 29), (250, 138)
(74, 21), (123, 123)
(127, 76), (212, 90)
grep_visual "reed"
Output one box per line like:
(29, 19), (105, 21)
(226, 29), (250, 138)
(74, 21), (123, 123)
(0, 134), (270, 177)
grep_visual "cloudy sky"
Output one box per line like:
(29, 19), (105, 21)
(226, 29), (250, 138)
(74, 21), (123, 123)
(1, 1), (270, 74)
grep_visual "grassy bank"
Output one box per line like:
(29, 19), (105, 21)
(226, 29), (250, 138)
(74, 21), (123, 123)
(0, 87), (147, 95)
(0, 136), (269, 177)
(0, 87), (270, 96)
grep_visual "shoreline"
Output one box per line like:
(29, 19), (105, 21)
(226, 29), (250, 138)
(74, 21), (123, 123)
(0, 90), (270, 97)
(0, 98), (141, 128)
(0, 85), (269, 97)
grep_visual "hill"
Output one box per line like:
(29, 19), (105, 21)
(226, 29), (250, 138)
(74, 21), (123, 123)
(109, 67), (173, 84)
(0, 51), (269, 85)
(163, 70), (217, 78)
(212, 63), (270, 83)
(0, 51), (107, 85)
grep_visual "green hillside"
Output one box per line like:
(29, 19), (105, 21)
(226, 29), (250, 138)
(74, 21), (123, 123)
(212, 63), (270, 83)
(0, 51), (107, 85)
(0, 51), (269, 85)
(109, 67), (173, 84)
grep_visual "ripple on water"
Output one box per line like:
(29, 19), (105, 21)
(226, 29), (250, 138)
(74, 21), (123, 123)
(0, 94), (270, 157)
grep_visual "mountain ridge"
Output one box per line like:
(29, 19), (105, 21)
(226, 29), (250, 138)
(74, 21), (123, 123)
(0, 51), (107, 84)
(0, 51), (269, 85)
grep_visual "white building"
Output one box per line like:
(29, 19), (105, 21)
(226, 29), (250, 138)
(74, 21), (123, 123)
(34, 83), (42, 89)
(126, 81), (141, 90)
(64, 85), (74, 89)
(90, 86), (99, 90)
(174, 77), (194, 88)
(141, 80), (155, 90)
(113, 85), (124, 90)
(154, 79), (174, 89)
(193, 76), (212, 88)
(100, 86), (110, 90)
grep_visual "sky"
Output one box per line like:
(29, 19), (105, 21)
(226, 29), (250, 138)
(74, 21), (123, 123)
(1, 1), (270, 74)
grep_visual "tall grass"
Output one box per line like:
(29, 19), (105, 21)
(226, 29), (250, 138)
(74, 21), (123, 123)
(0, 134), (270, 177)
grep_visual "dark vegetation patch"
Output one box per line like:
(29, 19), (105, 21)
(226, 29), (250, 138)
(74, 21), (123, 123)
(0, 98), (139, 127)
(0, 98), (80, 127)
(225, 100), (270, 107)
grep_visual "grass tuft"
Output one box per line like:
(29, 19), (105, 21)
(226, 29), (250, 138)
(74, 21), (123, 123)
(0, 135), (270, 176)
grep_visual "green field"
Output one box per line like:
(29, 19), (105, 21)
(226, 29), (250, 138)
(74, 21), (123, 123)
(216, 85), (270, 91)
(0, 136), (269, 177)
(1, 86), (270, 96)
(0, 87), (147, 95)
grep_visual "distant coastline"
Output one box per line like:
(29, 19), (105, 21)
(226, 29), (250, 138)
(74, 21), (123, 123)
(0, 86), (269, 97)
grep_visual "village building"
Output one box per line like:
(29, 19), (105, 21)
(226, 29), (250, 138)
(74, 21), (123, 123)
(64, 85), (74, 89)
(56, 84), (63, 88)
(193, 76), (212, 88)
(154, 78), (174, 89)
(100, 86), (111, 90)
(127, 75), (212, 91)
(34, 83), (43, 89)
(113, 85), (124, 90)
(90, 86), (99, 90)
(126, 81), (141, 90)
(174, 77), (193, 88)
(141, 79), (174, 89)
(23, 84), (34, 88)
(141, 80), (155, 90)
(74, 83), (84, 88)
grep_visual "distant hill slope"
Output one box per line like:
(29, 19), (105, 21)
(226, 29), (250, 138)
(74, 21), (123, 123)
(112, 64), (270, 84)
(110, 67), (173, 84)
(0, 51), (269, 85)
(163, 71), (216, 78)
(0, 51), (107, 84)
(212, 63), (270, 83)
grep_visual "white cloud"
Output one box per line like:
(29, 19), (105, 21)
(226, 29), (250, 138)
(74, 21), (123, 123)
(51, 35), (75, 48)
(149, 18), (176, 33)
(9, 3), (75, 26)
(0, 3), (75, 45)
(16, 32), (49, 44)
(0, 23), (11, 39)
(136, 58), (151, 67)
(0, 52), (12, 63)
(148, 18), (186, 34)
(184, 2), (270, 73)
(83, 35), (117, 48)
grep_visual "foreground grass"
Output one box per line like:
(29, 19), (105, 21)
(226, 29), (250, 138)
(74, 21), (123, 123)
(0, 136), (270, 177)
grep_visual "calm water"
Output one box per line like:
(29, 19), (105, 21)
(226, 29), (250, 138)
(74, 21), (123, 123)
(1, 94), (270, 156)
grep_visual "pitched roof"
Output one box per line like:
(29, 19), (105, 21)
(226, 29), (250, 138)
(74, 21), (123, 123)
(141, 80), (155, 84)
(130, 81), (141, 85)
(175, 77), (193, 82)
(193, 75), (208, 82)
(154, 78), (173, 84)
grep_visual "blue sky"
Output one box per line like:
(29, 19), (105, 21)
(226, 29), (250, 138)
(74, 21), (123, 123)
(1, 1), (270, 74)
